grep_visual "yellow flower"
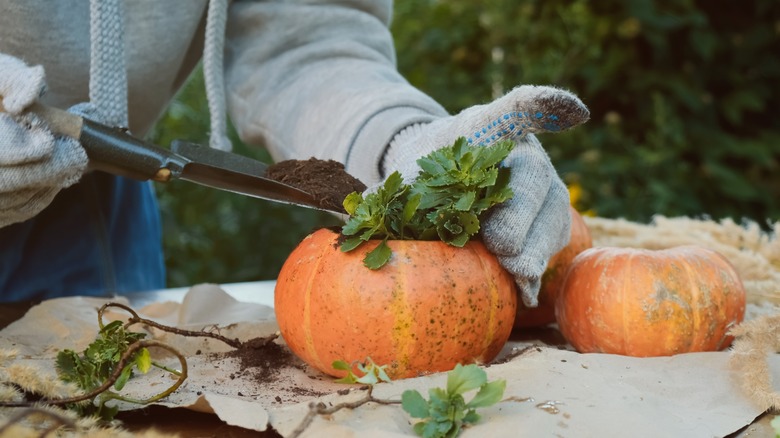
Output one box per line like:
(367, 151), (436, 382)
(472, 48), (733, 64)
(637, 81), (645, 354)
(567, 183), (596, 217)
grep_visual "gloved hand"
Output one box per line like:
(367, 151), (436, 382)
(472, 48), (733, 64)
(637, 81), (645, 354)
(382, 85), (589, 307)
(0, 53), (88, 228)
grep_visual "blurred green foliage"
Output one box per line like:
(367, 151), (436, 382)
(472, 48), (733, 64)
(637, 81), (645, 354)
(392, 0), (780, 222)
(151, 0), (780, 287)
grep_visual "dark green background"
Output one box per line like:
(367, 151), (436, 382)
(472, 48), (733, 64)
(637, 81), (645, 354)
(149, 0), (780, 288)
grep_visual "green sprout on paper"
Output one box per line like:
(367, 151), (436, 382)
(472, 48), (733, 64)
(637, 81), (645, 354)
(290, 361), (505, 438)
(401, 363), (506, 438)
(332, 357), (392, 385)
(340, 137), (515, 269)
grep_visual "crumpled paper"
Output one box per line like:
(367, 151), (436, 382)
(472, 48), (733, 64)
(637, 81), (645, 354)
(1, 283), (777, 437)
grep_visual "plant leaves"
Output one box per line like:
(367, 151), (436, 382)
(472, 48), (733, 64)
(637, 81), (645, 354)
(382, 171), (405, 196)
(332, 359), (360, 384)
(114, 364), (134, 391)
(423, 420), (452, 438)
(462, 409), (481, 425)
(135, 348), (152, 374)
(372, 362), (392, 384)
(472, 139), (513, 170)
(98, 404), (120, 422)
(403, 193), (422, 223)
(342, 192), (363, 216)
(333, 358), (392, 385)
(334, 375), (358, 384)
(453, 191), (475, 211)
(466, 379), (506, 409)
(340, 236), (364, 252)
(402, 390), (430, 418)
(404, 364), (505, 438)
(340, 138), (514, 269)
(447, 364), (487, 395)
(332, 360), (351, 371)
(55, 314), (150, 421)
(363, 239), (393, 269)
(417, 154), (448, 177)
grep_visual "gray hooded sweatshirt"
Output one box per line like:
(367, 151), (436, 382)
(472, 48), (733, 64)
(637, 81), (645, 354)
(0, 0), (447, 184)
(0, 0), (447, 299)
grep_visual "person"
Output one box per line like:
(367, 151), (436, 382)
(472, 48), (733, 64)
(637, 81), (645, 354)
(0, 0), (589, 304)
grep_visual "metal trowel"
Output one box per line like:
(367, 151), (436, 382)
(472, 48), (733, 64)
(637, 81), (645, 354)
(2, 101), (343, 215)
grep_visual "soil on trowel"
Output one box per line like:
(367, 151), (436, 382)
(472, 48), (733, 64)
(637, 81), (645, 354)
(265, 158), (366, 213)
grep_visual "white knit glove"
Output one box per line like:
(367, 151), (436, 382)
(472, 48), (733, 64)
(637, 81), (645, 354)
(0, 53), (88, 228)
(382, 85), (589, 307)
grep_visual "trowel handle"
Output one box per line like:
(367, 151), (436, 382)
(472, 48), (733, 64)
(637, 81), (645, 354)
(1, 100), (187, 182)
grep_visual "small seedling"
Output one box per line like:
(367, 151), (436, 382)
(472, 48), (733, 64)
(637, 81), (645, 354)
(332, 357), (392, 385)
(290, 361), (505, 438)
(401, 363), (506, 438)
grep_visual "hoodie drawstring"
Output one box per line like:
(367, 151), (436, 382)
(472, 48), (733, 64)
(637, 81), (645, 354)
(203, 0), (232, 152)
(72, 0), (129, 128)
(79, 0), (230, 152)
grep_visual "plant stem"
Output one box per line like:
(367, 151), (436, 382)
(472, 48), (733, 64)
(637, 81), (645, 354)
(98, 302), (244, 349)
(152, 361), (182, 376)
(289, 386), (401, 438)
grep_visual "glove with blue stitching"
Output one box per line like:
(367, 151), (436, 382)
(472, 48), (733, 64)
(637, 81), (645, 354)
(382, 85), (589, 307)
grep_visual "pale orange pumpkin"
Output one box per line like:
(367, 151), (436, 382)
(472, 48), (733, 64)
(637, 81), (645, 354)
(514, 206), (593, 328)
(274, 228), (517, 379)
(555, 245), (746, 356)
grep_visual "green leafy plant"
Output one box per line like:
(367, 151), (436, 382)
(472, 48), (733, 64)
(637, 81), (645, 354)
(290, 361), (505, 438)
(55, 320), (153, 420)
(332, 357), (393, 385)
(401, 363), (506, 438)
(1, 301), (269, 425)
(393, 1), (780, 226)
(341, 137), (514, 269)
(47, 303), (199, 421)
(2, 302), (269, 425)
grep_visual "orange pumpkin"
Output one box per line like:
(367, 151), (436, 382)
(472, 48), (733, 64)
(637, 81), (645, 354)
(274, 228), (517, 379)
(555, 245), (746, 356)
(514, 206), (593, 328)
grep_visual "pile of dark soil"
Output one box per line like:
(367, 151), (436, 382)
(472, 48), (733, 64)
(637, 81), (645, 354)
(265, 158), (366, 213)
(224, 336), (302, 383)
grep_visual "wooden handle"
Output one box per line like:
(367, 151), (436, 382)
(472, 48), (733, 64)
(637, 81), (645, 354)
(0, 98), (83, 139)
(1, 97), (185, 182)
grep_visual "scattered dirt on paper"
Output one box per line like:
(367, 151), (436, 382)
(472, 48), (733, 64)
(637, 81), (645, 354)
(217, 336), (331, 402)
(223, 336), (302, 383)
